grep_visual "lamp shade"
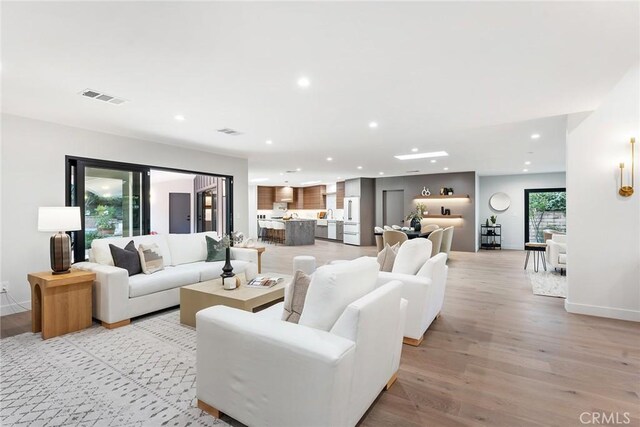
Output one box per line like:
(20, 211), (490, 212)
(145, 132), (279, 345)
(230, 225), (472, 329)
(38, 207), (82, 232)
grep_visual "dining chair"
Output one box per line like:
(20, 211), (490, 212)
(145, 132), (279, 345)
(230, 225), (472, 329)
(440, 226), (454, 257)
(374, 227), (385, 252)
(427, 228), (443, 257)
(383, 230), (408, 248)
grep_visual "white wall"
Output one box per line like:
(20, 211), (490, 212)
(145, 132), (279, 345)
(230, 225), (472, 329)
(566, 63), (640, 322)
(150, 174), (195, 235)
(0, 114), (249, 313)
(479, 172), (566, 250)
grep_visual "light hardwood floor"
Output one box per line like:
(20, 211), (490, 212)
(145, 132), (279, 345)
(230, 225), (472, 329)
(2, 241), (638, 426)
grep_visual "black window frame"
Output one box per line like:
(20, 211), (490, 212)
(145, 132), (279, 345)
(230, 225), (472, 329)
(66, 156), (234, 262)
(523, 187), (566, 248)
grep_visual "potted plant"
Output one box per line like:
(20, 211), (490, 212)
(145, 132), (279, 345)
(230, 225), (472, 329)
(490, 215), (498, 226)
(95, 205), (116, 235)
(405, 206), (424, 232)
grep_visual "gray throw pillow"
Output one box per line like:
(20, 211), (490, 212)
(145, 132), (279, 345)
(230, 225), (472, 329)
(282, 270), (312, 324)
(138, 243), (164, 274)
(109, 240), (142, 276)
(377, 243), (399, 272)
(206, 236), (226, 262)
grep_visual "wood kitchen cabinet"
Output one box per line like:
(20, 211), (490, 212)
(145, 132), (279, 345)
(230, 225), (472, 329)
(303, 185), (326, 209)
(336, 181), (345, 209)
(275, 186), (294, 203)
(257, 186), (275, 210)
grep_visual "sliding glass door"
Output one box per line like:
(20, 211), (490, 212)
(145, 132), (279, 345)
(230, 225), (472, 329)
(524, 188), (566, 245)
(67, 158), (150, 262)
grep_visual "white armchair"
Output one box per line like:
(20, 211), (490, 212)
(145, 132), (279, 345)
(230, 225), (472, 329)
(196, 257), (407, 427)
(546, 234), (567, 275)
(378, 238), (449, 346)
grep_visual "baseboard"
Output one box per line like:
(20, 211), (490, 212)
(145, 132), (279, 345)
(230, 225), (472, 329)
(565, 300), (640, 322)
(0, 299), (31, 316)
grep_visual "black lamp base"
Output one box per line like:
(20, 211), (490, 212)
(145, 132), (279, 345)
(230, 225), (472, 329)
(50, 232), (72, 274)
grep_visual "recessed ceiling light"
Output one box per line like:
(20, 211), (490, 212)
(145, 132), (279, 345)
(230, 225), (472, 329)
(531, 133), (540, 139)
(411, 148), (418, 152)
(297, 77), (310, 88)
(357, 166), (363, 170)
(443, 167), (449, 171)
(174, 115), (185, 121)
(250, 178), (269, 183)
(369, 121), (378, 129)
(430, 159), (437, 163)
(336, 177), (342, 180)
(265, 140), (273, 145)
(301, 180), (321, 185)
(326, 157), (333, 161)
(523, 168), (529, 172)
(296, 168), (302, 172)
(524, 161), (531, 165)
(395, 151), (449, 161)
(279, 173), (284, 176)
(379, 172), (384, 175)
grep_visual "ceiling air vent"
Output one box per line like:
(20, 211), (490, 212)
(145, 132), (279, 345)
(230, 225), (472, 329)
(80, 89), (127, 105)
(406, 170), (420, 173)
(217, 128), (243, 136)
(285, 170), (298, 174)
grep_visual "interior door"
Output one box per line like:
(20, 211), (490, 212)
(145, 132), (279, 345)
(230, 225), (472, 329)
(169, 193), (191, 234)
(383, 190), (405, 226)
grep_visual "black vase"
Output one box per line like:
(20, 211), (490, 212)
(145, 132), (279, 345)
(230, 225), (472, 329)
(411, 217), (421, 232)
(221, 247), (234, 279)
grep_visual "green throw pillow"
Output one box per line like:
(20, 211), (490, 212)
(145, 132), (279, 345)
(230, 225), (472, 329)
(206, 236), (226, 262)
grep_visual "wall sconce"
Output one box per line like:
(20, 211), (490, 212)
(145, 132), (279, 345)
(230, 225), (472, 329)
(619, 137), (635, 197)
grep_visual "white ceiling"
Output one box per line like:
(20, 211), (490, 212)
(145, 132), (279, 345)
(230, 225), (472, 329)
(2, 2), (638, 185)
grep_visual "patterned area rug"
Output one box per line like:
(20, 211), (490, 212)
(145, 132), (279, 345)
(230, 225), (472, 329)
(0, 310), (228, 427)
(526, 269), (567, 298)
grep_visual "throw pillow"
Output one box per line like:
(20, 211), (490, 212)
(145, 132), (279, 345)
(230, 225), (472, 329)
(377, 243), (399, 272)
(138, 243), (164, 274)
(205, 235), (226, 262)
(282, 270), (312, 324)
(109, 240), (142, 276)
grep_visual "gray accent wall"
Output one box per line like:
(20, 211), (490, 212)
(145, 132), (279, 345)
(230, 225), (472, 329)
(374, 171), (477, 252)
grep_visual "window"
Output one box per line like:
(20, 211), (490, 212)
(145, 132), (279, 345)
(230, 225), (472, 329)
(524, 188), (566, 246)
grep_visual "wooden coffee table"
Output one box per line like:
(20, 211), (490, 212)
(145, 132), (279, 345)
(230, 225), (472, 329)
(179, 273), (291, 327)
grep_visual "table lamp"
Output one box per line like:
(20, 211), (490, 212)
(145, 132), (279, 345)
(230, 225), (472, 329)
(38, 207), (82, 274)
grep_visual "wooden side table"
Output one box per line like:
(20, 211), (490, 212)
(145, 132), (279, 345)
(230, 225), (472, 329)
(27, 270), (95, 339)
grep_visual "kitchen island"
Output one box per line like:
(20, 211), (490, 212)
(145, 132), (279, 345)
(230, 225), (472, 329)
(270, 219), (317, 246)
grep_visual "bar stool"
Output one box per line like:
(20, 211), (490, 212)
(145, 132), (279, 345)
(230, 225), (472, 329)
(273, 221), (286, 244)
(265, 221), (275, 244)
(258, 220), (267, 242)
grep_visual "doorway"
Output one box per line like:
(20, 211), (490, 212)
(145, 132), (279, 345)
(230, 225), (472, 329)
(524, 188), (566, 246)
(383, 190), (405, 226)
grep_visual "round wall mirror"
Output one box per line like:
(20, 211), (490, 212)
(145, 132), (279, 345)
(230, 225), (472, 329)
(489, 192), (511, 212)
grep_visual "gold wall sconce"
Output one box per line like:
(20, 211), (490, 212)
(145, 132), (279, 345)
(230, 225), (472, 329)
(619, 137), (635, 197)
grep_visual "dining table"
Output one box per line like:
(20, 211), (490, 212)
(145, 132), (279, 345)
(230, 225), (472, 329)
(374, 229), (432, 239)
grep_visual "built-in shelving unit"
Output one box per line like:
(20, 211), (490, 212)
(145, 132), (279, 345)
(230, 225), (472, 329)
(424, 214), (463, 218)
(413, 194), (470, 200)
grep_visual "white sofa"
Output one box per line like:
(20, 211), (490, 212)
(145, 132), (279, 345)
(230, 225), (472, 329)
(196, 257), (407, 427)
(379, 238), (448, 346)
(75, 232), (258, 327)
(546, 233), (567, 275)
